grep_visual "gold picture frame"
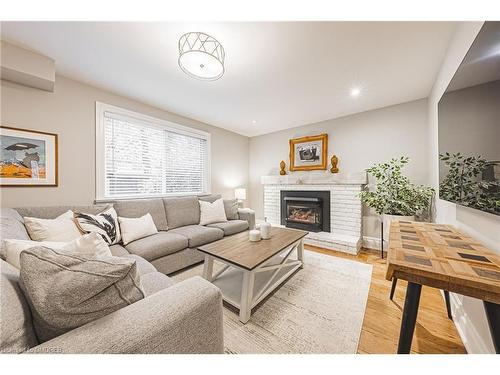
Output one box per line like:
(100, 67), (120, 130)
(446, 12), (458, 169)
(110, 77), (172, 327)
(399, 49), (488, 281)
(0, 125), (59, 187)
(289, 133), (328, 171)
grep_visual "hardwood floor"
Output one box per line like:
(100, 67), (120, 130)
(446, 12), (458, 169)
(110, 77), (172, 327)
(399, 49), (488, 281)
(305, 244), (467, 354)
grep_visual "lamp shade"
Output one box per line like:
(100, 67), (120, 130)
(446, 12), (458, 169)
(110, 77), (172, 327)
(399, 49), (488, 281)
(178, 32), (225, 81)
(235, 188), (246, 200)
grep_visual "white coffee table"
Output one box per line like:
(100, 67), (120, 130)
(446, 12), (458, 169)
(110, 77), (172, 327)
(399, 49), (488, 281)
(198, 227), (308, 323)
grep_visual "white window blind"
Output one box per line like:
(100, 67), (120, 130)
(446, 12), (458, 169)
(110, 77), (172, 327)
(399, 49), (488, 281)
(97, 104), (209, 200)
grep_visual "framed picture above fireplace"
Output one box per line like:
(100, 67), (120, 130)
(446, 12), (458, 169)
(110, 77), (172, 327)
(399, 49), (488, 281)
(289, 133), (328, 171)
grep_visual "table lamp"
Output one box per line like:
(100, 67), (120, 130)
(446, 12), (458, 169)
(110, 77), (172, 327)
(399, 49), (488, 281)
(235, 188), (246, 207)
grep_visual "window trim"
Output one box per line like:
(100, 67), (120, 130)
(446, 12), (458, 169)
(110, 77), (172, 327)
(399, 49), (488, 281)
(95, 101), (211, 201)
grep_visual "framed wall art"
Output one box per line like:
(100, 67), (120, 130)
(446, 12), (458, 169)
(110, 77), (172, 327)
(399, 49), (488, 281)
(0, 126), (58, 187)
(289, 133), (328, 171)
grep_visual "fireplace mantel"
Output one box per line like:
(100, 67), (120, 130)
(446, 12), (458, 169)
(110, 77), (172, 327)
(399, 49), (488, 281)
(261, 171), (367, 186)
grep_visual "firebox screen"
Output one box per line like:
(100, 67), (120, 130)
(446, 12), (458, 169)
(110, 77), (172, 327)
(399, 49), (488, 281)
(287, 205), (320, 224)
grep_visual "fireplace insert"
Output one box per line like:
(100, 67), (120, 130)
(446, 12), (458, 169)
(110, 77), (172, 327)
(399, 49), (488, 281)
(280, 190), (330, 232)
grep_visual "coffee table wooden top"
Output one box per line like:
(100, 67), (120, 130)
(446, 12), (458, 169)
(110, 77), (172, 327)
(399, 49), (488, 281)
(197, 227), (308, 270)
(386, 221), (500, 304)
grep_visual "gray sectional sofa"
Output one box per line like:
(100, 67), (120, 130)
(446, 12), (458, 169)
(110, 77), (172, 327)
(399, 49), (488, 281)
(0, 194), (256, 354)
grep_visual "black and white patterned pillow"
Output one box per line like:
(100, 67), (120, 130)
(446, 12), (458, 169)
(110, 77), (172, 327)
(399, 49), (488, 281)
(74, 207), (121, 245)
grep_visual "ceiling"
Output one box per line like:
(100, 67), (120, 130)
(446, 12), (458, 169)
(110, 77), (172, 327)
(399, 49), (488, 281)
(1, 22), (457, 137)
(447, 21), (499, 92)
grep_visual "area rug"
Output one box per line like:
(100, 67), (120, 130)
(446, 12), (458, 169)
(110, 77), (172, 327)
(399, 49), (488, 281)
(172, 250), (373, 353)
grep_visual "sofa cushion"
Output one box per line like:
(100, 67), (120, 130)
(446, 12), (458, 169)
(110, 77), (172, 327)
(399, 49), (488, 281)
(169, 225), (224, 248)
(15, 205), (110, 220)
(24, 210), (82, 242)
(207, 220), (249, 236)
(0, 208), (30, 260)
(119, 213), (158, 245)
(124, 232), (188, 261)
(0, 259), (38, 353)
(109, 244), (129, 257)
(199, 197), (240, 221)
(140, 271), (175, 296)
(120, 254), (157, 276)
(113, 199), (168, 231)
(223, 199), (239, 220)
(151, 248), (205, 275)
(199, 198), (227, 226)
(163, 196), (200, 229)
(237, 208), (256, 230)
(198, 194), (222, 203)
(19, 247), (145, 343)
(74, 207), (121, 245)
(4, 232), (112, 270)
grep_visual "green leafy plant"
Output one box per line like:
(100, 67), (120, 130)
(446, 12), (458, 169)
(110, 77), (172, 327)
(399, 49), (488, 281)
(439, 152), (500, 214)
(359, 156), (434, 216)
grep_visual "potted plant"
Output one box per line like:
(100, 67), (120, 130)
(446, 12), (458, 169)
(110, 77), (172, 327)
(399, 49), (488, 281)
(360, 156), (434, 237)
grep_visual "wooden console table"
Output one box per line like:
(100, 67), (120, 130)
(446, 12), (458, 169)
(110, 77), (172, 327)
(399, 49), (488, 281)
(386, 221), (500, 353)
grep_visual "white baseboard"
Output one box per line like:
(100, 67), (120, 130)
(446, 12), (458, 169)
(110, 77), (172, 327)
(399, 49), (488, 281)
(362, 236), (385, 251)
(448, 292), (495, 353)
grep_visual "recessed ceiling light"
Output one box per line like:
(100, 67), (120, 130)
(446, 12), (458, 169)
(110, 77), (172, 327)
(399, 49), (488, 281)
(350, 87), (361, 97)
(252, 120), (257, 124)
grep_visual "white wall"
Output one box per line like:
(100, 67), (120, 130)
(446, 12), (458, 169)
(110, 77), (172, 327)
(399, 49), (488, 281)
(428, 21), (499, 353)
(1, 76), (249, 207)
(249, 99), (430, 239)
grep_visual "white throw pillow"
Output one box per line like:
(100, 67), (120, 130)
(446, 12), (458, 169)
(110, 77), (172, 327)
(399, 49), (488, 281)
(199, 198), (227, 226)
(61, 232), (112, 258)
(118, 213), (158, 245)
(74, 207), (121, 245)
(23, 210), (82, 242)
(4, 232), (112, 269)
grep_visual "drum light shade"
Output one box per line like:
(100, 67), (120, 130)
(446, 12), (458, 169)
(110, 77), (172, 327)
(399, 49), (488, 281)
(178, 32), (225, 81)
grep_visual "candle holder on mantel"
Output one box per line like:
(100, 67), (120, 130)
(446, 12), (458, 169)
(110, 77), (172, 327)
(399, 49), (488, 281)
(330, 155), (339, 173)
(279, 160), (287, 175)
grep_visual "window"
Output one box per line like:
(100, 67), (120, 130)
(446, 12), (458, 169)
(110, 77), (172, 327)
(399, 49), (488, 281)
(96, 102), (210, 200)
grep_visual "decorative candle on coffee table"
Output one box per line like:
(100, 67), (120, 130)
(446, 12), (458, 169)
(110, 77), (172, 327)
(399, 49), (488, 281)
(249, 229), (261, 242)
(260, 221), (271, 239)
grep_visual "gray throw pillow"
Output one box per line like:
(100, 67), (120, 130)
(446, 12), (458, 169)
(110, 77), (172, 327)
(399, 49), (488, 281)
(223, 199), (239, 220)
(0, 260), (38, 353)
(19, 246), (145, 343)
(0, 208), (31, 260)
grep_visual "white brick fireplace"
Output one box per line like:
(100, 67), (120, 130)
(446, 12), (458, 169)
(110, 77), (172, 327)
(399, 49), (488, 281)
(261, 172), (367, 254)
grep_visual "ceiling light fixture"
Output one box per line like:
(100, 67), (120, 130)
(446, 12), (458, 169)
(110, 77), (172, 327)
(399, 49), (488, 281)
(350, 87), (361, 97)
(178, 32), (225, 81)
(252, 120), (257, 124)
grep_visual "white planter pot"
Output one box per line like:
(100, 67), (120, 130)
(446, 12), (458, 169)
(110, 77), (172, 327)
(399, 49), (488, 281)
(382, 214), (415, 239)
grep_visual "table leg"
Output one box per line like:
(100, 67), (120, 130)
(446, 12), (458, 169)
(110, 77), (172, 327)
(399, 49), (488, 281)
(239, 271), (255, 323)
(390, 278), (398, 301)
(444, 290), (453, 320)
(483, 301), (500, 354)
(397, 282), (422, 354)
(381, 221), (384, 259)
(297, 239), (305, 269)
(202, 255), (214, 282)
